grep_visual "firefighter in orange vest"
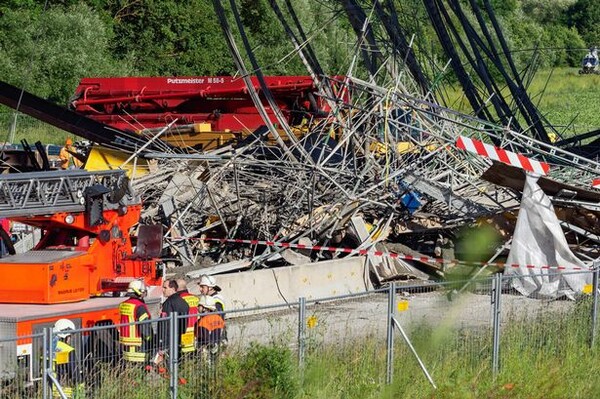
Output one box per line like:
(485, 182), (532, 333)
(176, 278), (199, 355)
(59, 138), (83, 169)
(119, 280), (154, 363)
(198, 274), (225, 316)
(196, 295), (226, 362)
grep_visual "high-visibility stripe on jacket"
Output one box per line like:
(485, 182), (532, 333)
(119, 297), (150, 346)
(212, 293), (226, 321)
(54, 341), (74, 365)
(119, 297), (151, 362)
(180, 291), (199, 329)
(179, 291), (199, 353)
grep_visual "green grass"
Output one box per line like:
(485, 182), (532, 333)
(444, 66), (600, 137)
(529, 68), (600, 135)
(0, 109), (71, 146)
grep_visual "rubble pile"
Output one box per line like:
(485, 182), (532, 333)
(3, 1), (600, 288)
(128, 70), (598, 282)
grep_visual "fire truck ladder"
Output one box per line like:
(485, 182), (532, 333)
(0, 169), (128, 217)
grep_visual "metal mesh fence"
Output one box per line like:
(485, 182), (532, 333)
(391, 277), (494, 388)
(304, 290), (390, 390)
(0, 332), (43, 399)
(498, 271), (593, 379)
(0, 269), (597, 398)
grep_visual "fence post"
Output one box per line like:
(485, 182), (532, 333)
(591, 263), (599, 348)
(386, 282), (396, 384)
(169, 312), (179, 399)
(42, 327), (49, 399)
(298, 297), (306, 369)
(491, 272), (502, 376)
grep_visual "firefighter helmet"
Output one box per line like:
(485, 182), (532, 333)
(127, 280), (147, 296)
(198, 295), (217, 311)
(198, 274), (221, 292)
(53, 319), (75, 338)
(65, 138), (73, 146)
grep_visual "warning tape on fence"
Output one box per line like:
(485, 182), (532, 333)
(456, 136), (550, 176)
(187, 237), (587, 271)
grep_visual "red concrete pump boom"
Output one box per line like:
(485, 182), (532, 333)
(70, 76), (343, 148)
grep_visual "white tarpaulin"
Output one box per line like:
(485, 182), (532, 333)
(504, 173), (590, 299)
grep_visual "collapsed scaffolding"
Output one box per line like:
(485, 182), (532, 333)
(129, 1), (600, 283)
(2, 0), (600, 288)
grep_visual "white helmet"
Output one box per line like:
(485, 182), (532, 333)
(53, 319), (75, 338)
(198, 274), (221, 292)
(198, 295), (217, 311)
(127, 280), (147, 296)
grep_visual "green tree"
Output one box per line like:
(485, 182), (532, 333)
(0, 3), (132, 104)
(107, 0), (235, 76)
(522, 0), (577, 24)
(567, 0), (600, 45)
(236, 0), (305, 75)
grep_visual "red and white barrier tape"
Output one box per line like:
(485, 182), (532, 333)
(190, 237), (587, 271)
(592, 178), (600, 189)
(456, 136), (550, 176)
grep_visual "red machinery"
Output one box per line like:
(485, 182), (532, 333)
(71, 76), (333, 131)
(70, 76), (344, 149)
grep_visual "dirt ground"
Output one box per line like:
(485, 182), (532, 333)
(222, 287), (579, 350)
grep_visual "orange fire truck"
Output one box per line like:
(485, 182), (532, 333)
(0, 169), (163, 382)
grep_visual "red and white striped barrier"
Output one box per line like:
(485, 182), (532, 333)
(592, 178), (600, 189)
(187, 237), (587, 271)
(456, 136), (550, 175)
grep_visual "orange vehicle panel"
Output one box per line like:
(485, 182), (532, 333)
(0, 251), (94, 303)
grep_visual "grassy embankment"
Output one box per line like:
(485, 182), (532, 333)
(446, 67), (600, 137)
(213, 297), (599, 398)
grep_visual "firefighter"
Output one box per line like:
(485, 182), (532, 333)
(196, 295), (226, 363)
(52, 318), (83, 398)
(118, 280), (154, 363)
(198, 274), (227, 344)
(59, 138), (74, 169)
(176, 278), (199, 355)
(59, 138), (82, 169)
(198, 274), (225, 316)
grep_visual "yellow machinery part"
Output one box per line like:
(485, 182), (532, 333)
(85, 146), (151, 178)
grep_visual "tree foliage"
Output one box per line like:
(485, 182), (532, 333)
(107, 0), (235, 76)
(0, 0), (596, 105)
(566, 0), (600, 45)
(0, 3), (131, 104)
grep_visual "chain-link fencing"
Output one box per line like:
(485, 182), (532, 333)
(0, 269), (597, 398)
